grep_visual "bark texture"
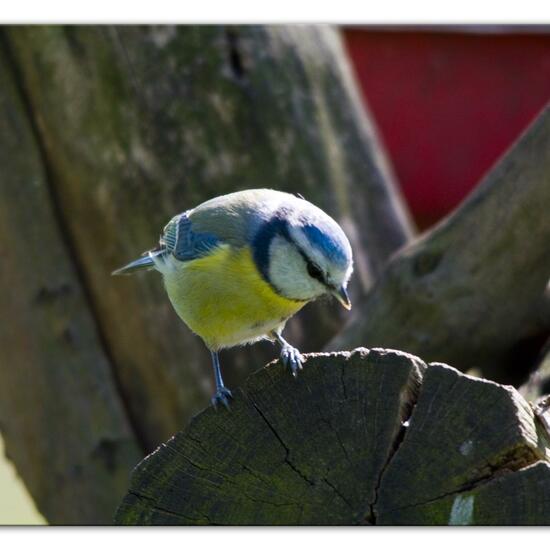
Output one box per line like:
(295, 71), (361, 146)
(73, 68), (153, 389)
(0, 46), (142, 525)
(328, 104), (550, 384)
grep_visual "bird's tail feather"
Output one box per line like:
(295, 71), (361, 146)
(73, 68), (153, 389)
(112, 254), (156, 275)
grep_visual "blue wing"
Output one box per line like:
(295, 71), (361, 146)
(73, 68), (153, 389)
(112, 212), (221, 276)
(162, 212), (221, 262)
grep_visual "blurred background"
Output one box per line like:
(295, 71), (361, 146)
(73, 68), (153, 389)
(344, 26), (550, 228)
(1, 24), (549, 525)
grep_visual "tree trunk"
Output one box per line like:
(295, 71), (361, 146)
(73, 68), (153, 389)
(0, 46), (142, 525)
(328, 103), (550, 385)
(115, 349), (550, 525)
(0, 24), (413, 523)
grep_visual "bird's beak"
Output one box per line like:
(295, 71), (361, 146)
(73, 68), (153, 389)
(332, 285), (352, 310)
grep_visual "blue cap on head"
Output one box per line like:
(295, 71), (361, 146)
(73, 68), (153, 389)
(252, 201), (353, 292)
(300, 221), (351, 271)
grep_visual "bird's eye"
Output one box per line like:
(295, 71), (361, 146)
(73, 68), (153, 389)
(307, 262), (324, 282)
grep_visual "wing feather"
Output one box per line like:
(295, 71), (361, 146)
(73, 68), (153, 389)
(162, 212), (221, 262)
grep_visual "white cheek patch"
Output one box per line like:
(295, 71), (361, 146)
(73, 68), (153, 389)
(287, 225), (327, 271)
(287, 224), (353, 288)
(268, 235), (325, 301)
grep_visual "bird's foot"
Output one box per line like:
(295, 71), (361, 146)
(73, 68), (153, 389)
(280, 345), (304, 377)
(211, 386), (233, 410)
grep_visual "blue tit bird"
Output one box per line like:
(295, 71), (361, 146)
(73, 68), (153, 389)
(113, 188), (353, 408)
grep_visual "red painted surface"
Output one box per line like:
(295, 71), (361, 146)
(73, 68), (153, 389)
(343, 29), (550, 228)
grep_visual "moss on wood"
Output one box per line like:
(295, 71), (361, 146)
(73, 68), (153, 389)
(115, 349), (550, 525)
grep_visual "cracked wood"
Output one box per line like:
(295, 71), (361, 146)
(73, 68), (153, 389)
(115, 349), (550, 525)
(375, 362), (550, 524)
(115, 349), (425, 525)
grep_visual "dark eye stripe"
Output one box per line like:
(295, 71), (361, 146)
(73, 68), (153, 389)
(297, 246), (327, 285)
(307, 262), (324, 282)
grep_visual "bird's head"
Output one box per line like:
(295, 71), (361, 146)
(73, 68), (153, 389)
(253, 201), (353, 309)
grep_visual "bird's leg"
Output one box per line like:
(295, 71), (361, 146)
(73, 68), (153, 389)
(210, 351), (232, 409)
(271, 331), (304, 377)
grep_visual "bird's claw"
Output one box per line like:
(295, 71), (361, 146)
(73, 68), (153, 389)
(280, 345), (304, 377)
(211, 386), (233, 410)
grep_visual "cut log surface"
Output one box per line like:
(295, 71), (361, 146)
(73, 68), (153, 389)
(114, 349), (550, 525)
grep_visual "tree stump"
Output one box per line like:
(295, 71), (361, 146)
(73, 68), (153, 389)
(114, 349), (550, 525)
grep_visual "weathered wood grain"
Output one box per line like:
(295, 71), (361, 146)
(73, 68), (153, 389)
(329, 103), (550, 384)
(115, 349), (550, 525)
(115, 349), (425, 525)
(4, 25), (413, 449)
(375, 362), (550, 524)
(0, 47), (142, 524)
(381, 462), (550, 525)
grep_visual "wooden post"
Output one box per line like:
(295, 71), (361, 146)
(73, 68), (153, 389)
(115, 349), (550, 525)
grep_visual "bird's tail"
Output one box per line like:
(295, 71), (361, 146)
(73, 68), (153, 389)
(112, 253), (156, 275)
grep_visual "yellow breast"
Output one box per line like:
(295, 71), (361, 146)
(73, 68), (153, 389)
(163, 245), (306, 350)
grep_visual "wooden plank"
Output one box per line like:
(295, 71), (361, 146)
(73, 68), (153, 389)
(115, 349), (425, 525)
(0, 47), (142, 524)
